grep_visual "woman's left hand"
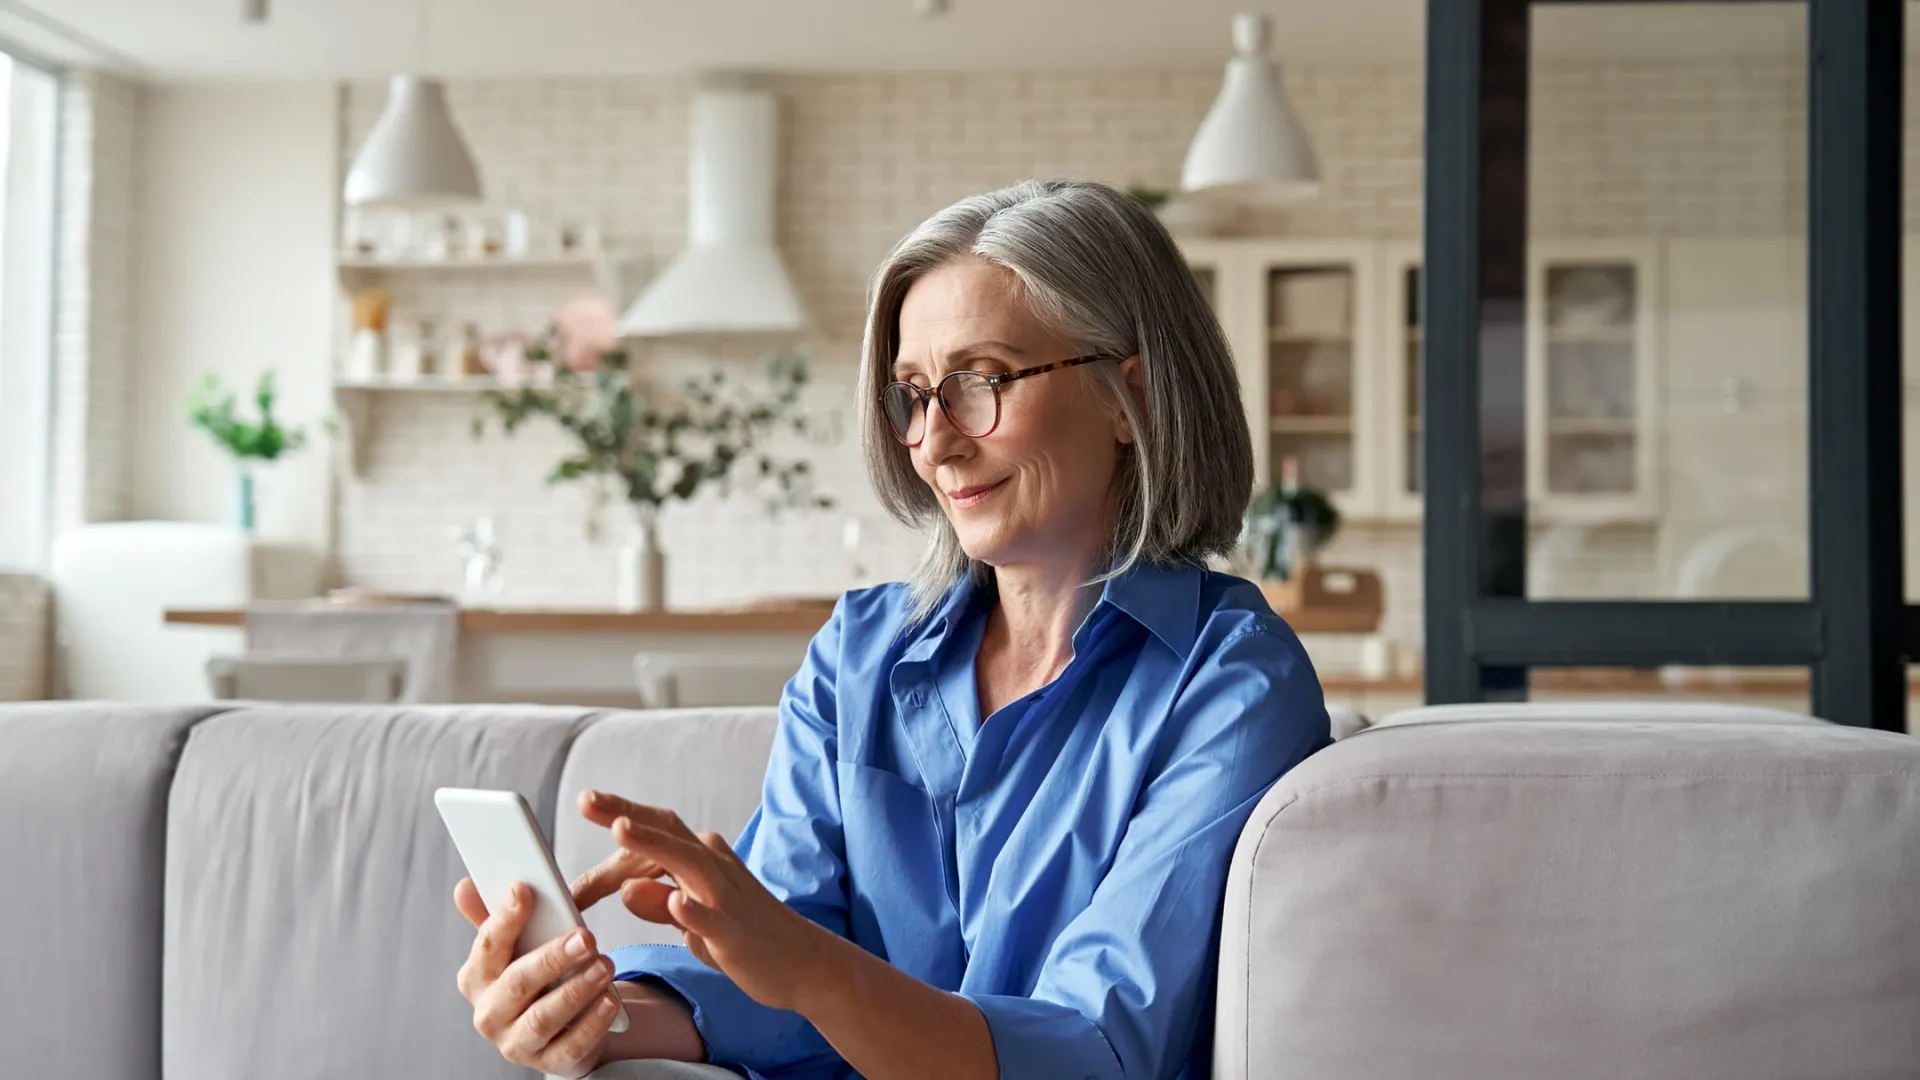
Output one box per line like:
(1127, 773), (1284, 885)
(580, 790), (828, 1013)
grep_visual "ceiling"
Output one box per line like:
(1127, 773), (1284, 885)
(8, 0), (1819, 82)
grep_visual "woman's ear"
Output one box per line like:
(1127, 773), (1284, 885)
(1113, 355), (1146, 444)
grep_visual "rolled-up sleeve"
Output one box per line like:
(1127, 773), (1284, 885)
(611, 597), (853, 1073)
(964, 622), (1329, 1080)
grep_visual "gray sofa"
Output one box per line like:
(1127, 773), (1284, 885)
(3, 699), (1916, 1080)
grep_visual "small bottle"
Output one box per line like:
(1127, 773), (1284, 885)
(502, 206), (531, 259)
(1276, 456), (1303, 580)
(417, 319), (441, 379)
(459, 322), (487, 377)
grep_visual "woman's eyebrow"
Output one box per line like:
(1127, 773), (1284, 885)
(893, 340), (1027, 376)
(948, 340), (1028, 361)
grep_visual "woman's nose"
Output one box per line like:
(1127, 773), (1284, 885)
(917, 393), (972, 463)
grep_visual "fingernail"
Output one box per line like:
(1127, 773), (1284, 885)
(565, 931), (589, 958)
(597, 995), (617, 1016)
(594, 958), (614, 981)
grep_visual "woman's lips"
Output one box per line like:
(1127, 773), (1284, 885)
(945, 478), (1007, 509)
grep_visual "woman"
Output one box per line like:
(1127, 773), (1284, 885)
(452, 179), (1330, 1080)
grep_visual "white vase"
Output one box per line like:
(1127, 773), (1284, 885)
(615, 510), (665, 612)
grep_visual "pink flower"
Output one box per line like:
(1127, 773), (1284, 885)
(482, 331), (530, 387)
(552, 294), (620, 372)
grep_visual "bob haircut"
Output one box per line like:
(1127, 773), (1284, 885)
(858, 179), (1255, 620)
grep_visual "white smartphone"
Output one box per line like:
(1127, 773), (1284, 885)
(434, 787), (630, 1034)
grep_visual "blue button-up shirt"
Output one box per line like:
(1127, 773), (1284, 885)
(611, 561), (1329, 1080)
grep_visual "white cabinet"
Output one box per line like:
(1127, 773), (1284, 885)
(1526, 240), (1663, 522)
(1184, 240), (1383, 516)
(1187, 237), (1663, 523)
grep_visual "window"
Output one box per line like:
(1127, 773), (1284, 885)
(0, 50), (59, 570)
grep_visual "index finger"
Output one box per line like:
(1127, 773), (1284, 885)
(578, 790), (700, 842)
(612, 818), (718, 905)
(569, 848), (666, 911)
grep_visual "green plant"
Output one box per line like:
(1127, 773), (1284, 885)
(185, 371), (311, 462)
(472, 344), (834, 525)
(1245, 477), (1341, 579)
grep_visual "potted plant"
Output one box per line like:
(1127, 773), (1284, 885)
(472, 309), (832, 611)
(185, 370), (317, 532)
(1244, 456), (1340, 581)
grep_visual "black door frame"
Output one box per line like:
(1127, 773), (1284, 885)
(1422, 0), (1907, 730)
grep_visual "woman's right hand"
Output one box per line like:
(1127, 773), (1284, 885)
(454, 878), (623, 1080)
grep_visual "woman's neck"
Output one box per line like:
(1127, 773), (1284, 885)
(980, 554), (1106, 687)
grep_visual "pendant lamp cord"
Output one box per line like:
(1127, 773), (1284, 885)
(415, 0), (430, 73)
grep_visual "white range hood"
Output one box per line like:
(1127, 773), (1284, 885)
(620, 79), (808, 338)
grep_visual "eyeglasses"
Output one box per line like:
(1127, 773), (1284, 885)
(881, 354), (1118, 446)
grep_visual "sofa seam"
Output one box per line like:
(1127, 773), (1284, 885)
(1241, 789), (1299, 1078)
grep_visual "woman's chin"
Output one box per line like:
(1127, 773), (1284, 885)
(951, 522), (1015, 566)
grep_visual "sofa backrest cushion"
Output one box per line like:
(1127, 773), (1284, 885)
(0, 703), (221, 1080)
(161, 705), (590, 1080)
(551, 708), (780, 950)
(1213, 706), (1920, 1080)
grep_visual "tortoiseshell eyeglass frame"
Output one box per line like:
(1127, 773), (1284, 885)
(881, 354), (1120, 446)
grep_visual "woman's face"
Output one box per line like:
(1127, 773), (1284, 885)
(893, 257), (1137, 570)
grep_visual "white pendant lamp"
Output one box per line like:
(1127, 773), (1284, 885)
(1181, 12), (1320, 204)
(344, 76), (481, 207)
(343, 1), (481, 208)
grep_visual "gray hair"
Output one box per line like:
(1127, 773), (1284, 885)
(858, 179), (1254, 620)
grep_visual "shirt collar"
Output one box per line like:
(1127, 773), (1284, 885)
(1095, 559), (1204, 657)
(905, 559), (1203, 662)
(899, 569), (991, 667)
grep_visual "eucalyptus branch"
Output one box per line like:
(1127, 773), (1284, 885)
(472, 343), (835, 525)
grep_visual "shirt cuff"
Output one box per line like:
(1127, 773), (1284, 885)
(611, 942), (827, 1070)
(967, 993), (1122, 1080)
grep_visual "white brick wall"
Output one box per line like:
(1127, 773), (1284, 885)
(52, 69), (140, 535)
(330, 56), (1861, 651)
(0, 573), (50, 700)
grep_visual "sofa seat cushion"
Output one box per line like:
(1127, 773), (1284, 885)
(161, 704), (592, 1080)
(0, 703), (224, 1079)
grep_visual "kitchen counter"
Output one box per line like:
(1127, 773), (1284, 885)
(163, 602), (834, 635)
(163, 601), (833, 707)
(1318, 667), (1912, 696)
(165, 604), (1898, 721)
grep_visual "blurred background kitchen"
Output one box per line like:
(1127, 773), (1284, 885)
(0, 1), (1910, 717)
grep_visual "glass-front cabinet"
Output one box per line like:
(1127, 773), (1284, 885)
(1185, 240), (1379, 515)
(1181, 237), (1658, 523)
(1525, 240), (1661, 521)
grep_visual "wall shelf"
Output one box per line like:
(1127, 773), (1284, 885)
(1269, 330), (1354, 346)
(336, 251), (624, 292)
(1270, 416), (1355, 434)
(334, 376), (503, 393)
(1546, 416), (1638, 436)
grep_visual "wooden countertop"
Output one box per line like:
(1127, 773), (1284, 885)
(1322, 667), (1920, 696)
(164, 603), (835, 634)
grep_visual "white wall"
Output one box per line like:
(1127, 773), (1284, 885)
(128, 83), (336, 555)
